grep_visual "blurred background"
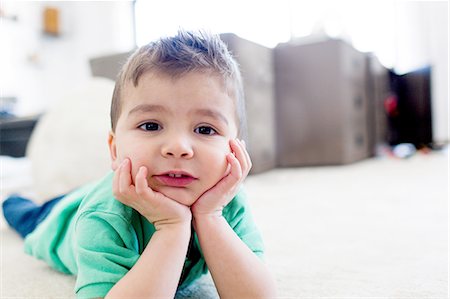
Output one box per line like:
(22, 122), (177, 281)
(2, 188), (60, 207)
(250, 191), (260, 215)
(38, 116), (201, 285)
(0, 0), (448, 168)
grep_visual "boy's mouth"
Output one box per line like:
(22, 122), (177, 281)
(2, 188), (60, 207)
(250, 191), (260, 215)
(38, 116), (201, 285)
(153, 171), (197, 187)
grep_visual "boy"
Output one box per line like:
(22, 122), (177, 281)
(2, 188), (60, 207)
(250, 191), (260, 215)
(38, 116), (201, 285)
(3, 31), (276, 298)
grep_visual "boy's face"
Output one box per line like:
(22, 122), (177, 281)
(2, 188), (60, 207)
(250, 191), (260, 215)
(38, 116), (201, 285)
(109, 71), (239, 206)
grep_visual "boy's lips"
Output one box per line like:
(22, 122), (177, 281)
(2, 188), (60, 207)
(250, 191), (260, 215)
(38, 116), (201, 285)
(153, 170), (197, 187)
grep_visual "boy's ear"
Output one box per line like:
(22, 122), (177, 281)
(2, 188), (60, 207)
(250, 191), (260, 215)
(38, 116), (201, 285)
(108, 131), (119, 171)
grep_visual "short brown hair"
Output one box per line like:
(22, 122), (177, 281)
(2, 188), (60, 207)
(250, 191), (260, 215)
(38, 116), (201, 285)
(110, 30), (246, 139)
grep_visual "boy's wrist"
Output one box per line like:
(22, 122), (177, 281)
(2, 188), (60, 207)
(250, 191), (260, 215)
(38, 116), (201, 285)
(192, 211), (225, 225)
(192, 208), (222, 218)
(153, 219), (192, 233)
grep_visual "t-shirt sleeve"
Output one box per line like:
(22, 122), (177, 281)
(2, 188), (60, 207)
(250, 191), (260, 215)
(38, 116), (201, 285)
(74, 210), (140, 298)
(222, 190), (265, 258)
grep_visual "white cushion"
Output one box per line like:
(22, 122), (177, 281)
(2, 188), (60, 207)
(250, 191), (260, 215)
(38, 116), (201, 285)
(26, 77), (114, 201)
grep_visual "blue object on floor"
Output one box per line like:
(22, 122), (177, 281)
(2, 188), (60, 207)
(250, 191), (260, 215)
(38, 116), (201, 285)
(2, 194), (64, 238)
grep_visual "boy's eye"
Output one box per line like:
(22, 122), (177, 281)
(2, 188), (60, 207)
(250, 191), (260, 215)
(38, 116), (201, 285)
(139, 122), (161, 131)
(194, 126), (217, 135)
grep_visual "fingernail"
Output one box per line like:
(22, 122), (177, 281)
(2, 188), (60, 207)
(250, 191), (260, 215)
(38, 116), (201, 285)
(241, 139), (246, 148)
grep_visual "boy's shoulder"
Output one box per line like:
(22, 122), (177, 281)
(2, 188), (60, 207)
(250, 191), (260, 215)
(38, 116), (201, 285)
(23, 172), (137, 275)
(77, 172), (133, 221)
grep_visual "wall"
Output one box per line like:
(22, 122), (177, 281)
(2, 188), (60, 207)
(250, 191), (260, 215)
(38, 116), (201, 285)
(0, 1), (135, 116)
(427, 2), (448, 144)
(393, 1), (448, 143)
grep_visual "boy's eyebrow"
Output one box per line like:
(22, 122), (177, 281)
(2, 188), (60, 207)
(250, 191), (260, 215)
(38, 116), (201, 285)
(128, 104), (229, 125)
(194, 108), (229, 125)
(128, 104), (167, 116)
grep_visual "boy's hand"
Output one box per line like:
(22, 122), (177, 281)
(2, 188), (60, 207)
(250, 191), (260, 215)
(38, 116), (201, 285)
(191, 139), (251, 217)
(112, 158), (192, 230)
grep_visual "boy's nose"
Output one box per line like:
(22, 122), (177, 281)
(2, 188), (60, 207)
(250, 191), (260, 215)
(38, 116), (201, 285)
(161, 138), (194, 159)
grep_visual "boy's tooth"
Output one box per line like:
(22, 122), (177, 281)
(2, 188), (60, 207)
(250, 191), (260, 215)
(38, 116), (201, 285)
(168, 173), (183, 178)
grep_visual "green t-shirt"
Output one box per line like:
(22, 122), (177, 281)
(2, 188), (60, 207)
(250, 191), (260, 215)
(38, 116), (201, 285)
(24, 172), (264, 298)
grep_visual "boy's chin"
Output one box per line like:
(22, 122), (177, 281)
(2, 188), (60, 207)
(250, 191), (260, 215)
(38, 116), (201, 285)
(158, 188), (199, 206)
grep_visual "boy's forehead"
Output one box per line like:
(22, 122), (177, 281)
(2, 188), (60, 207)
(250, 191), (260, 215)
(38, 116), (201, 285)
(122, 70), (237, 108)
(133, 69), (228, 88)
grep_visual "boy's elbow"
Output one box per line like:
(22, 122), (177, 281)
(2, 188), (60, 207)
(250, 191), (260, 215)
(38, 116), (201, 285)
(240, 287), (277, 299)
(255, 272), (277, 298)
(245, 278), (278, 299)
(262, 280), (278, 298)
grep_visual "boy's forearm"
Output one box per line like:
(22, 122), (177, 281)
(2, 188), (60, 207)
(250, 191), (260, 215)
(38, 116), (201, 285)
(105, 223), (191, 298)
(193, 215), (277, 298)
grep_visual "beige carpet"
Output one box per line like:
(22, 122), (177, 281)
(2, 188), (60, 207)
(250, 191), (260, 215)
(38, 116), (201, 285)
(1, 152), (448, 298)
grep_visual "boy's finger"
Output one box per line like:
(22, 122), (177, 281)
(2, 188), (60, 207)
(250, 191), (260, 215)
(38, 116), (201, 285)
(227, 152), (243, 182)
(135, 166), (154, 198)
(214, 153), (243, 196)
(235, 139), (251, 176)
(238, 139), (251, 171)
(209, 153), (241, 198)
(119, 159), (132, 194)
(240, 139), (252, 175)
(230, 139), (248, 173)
